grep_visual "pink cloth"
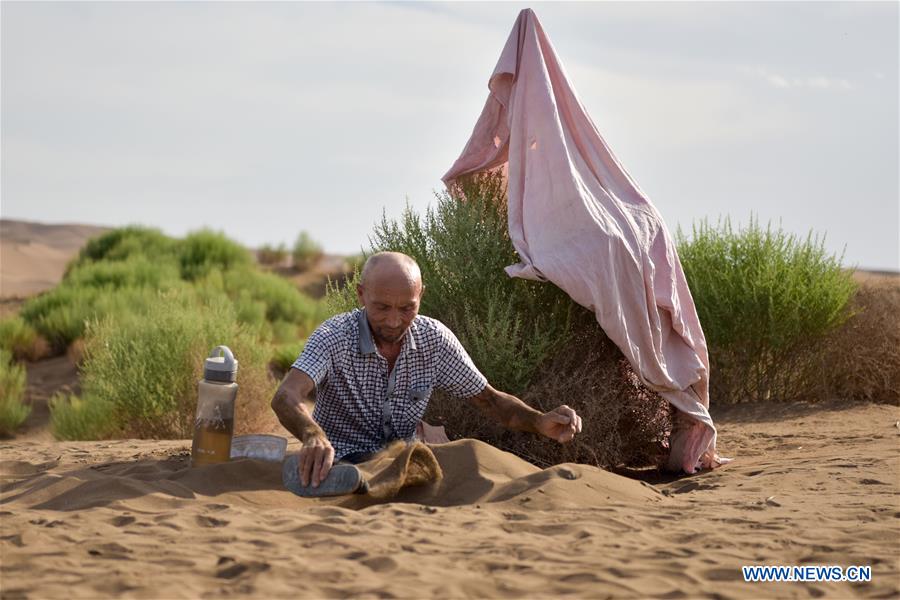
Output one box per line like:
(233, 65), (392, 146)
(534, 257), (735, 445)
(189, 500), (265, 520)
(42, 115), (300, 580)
(443, 9), (728, 473)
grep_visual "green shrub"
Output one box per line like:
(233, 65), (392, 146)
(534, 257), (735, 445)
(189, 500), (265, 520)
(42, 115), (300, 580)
(58, 289), (277, 439)
(292, 231), (323, 271)
(0, 349), (30, 435)
(269, 320), (301, 345)
(179, 229), (253, 281)
(0, 317), (47, 361)
(69, 226), (178, 273)
(326, 171), (574, 394)
(49, 393), (116, 440)
(64, 255), (180, 290)
(20, 285), (179, 350)
(222, 267), (325, 334)
(676, 217), (857, 403)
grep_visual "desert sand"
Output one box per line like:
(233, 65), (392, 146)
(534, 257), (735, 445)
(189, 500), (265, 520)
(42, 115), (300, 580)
(1, 400), (898, 599)
(2, 223), (897, 597)
(0, 220), (111, 299)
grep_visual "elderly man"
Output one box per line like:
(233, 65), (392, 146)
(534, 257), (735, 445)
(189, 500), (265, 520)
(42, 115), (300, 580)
(271, 251), (582, 495)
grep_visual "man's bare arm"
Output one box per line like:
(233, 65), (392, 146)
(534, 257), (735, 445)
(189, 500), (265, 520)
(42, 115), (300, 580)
(469, 384), (583, 443)
(468, 384), (542, 432)
(271, 369), (325, 444)
(271, 369), (336, 487)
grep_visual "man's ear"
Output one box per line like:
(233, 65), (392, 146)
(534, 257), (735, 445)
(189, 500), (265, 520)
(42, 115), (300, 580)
(419, 284), (426, 300)
(356, 284), (365, 307)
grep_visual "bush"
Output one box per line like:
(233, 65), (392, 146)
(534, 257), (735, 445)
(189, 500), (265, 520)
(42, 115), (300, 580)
(20, 285), (177, 351)
(425, 315), (673, 469)
(292, 231), (323, 271)
(68, 226), (179, 276)
(0, 349), (30, 435)
(326, 171), (574, 394)
(0, 317), (49, 361)
(222, 267), (327, 335)
(179, 229), (253, 281)
(49, 393), (116, 440)
(818, 278), (900, 403)
(323, 172), (673, 469)
(257, 243), (289, 266)
(58, 289), (278, 439)
(676, 217), (857, 403)
(64, 255), (181, 290)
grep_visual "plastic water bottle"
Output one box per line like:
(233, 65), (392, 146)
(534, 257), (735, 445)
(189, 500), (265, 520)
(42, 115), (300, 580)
(190, 346), (238, 467)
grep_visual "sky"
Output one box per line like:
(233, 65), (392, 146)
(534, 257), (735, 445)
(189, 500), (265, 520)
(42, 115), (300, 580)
(2, 1), (898, 271)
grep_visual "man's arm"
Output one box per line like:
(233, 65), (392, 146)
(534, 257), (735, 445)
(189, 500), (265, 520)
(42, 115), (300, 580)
(469, 384), (542, 432)
(468, 384), (582, 443)
(271, 369), (334, 487)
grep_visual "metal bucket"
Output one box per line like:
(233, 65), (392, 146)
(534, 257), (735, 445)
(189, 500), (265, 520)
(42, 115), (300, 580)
(229, 434), (288, 462)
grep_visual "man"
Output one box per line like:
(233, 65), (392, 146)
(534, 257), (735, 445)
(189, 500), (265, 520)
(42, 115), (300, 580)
(271, 251), (582, 493)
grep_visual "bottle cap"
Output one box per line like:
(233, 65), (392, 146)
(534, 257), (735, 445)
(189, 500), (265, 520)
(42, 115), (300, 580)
(204, 345), (238, 383)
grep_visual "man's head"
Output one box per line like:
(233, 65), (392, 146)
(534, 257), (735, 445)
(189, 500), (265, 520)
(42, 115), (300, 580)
(356, 252), (424, 345)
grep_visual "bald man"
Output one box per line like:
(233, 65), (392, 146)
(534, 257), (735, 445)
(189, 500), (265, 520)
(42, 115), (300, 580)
(271, 251), (582, 495)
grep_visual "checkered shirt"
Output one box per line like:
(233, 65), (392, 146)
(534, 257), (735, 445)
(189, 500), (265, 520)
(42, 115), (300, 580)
(291, 308), (487, 461)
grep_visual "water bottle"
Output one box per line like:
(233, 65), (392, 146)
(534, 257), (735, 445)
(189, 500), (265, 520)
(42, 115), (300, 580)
(190, 346), (238, 467)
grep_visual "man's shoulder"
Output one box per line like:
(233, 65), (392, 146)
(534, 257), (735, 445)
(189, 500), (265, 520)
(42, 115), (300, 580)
(411, 314), (457, 342)
(312, 309), (360, 339)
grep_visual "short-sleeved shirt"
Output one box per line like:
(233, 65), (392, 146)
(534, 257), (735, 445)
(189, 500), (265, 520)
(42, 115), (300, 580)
(291, 308), (487, 460)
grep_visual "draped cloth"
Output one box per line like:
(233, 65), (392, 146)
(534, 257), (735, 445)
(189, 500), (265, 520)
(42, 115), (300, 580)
(442, 9), (728, 473)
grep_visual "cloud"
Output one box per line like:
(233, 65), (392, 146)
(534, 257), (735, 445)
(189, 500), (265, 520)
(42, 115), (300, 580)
(740, 66), (854, 91)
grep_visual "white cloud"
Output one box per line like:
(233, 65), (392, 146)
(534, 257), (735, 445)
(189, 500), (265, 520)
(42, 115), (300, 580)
(740, 66), (854, 91)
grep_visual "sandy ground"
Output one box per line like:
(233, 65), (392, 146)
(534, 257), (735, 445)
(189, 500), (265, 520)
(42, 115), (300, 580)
(1, 400), (897, 599)
(0, 220), (111, 299)
(2, 221), (897, 597)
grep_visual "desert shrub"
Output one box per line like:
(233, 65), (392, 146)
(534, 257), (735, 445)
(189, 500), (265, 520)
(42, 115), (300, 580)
(818, 278), (900, 403)
(0, 349), (30, 435)
(324, 172), (673, 468)
(326, 171), (574, 394)
(424, 311), (673, 469)
(292, 231), (323, 271)
(270, 339), (307, 375)
(257, 243), (289, 266)
(49, 393), (116, 440)
(0, 317), (49, 361)
(20, 285), (178, 351)
(19, 286), (101, 349)
(23, 228), (322, 352)
(64, 255), (180, 290)
(68, 226), (179, 276)
(677, 217), (856, 403)
(178, 229), (253, 281)
(269, 320), (301, 345)
(222, 267), (326, 334)
(324, 263), (362, 316)
(52, 289), (277, 439)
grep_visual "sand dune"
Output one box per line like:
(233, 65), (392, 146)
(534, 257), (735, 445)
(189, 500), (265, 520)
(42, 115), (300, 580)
(0, 219), (110, 298)
(1, 401), (898, 599)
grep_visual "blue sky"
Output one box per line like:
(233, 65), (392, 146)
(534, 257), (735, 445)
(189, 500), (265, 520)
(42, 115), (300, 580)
(2, 1), (898, 270)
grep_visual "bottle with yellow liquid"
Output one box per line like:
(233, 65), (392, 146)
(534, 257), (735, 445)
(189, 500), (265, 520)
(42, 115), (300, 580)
(191, 346), (238, 467)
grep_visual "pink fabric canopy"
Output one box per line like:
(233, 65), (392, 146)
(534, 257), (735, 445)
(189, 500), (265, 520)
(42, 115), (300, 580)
(443, 9), (728, 473)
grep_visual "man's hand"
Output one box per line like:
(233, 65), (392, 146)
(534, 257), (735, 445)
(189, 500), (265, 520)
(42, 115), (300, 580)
(299, 433), (335, 488)
(536, 405), (582, 443)
(271, 369), (335, 487)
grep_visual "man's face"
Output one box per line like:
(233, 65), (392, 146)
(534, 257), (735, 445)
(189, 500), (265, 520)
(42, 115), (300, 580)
(357, 279), (423, 345)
